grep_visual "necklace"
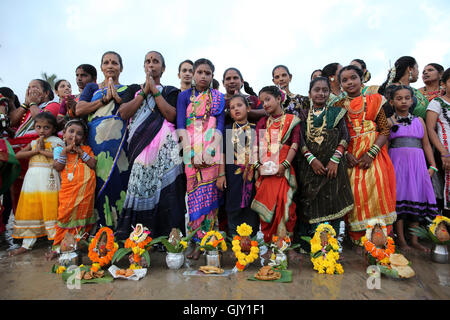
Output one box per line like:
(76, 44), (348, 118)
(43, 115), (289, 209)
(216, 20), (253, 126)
(265, 113), (286, 154)
(346, 96), (367, 135)
(307, 107), (327, 145)
(232, 122), (251, 165)
(394, 113), (413, 126)
(66, 154), (79, 182)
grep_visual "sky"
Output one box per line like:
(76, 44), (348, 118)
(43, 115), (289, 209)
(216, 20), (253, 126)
(1, 0), (449, 102)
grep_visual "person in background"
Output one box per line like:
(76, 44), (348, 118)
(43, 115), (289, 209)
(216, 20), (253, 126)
(419, 63), (445, 102)
(178, 59), (194, 92)
(75, 64), (97, 100)
(350, 59), (379, 95)
(322, 63), (343, 101)
(310, 69), (322, 80)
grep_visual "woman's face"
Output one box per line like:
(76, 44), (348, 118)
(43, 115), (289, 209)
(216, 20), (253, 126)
(309, 80), (330, 106)
(259, 91), (282, 115)
(178, 62), (194, 84)
(272, 67), (291, 90)
(101, 53), (122, 80)
(311, 70), (322, 80)
(422, 64), (441, 85)
(340, 69), (362, 97)
(27, 80), (46, 103)
(76, 68), (95, 91)
(223, 69), (243, 95)
(193, 64), (213, 91)
(229, 97), (249, 123)
(144, 51), (165, 79)
(56, 80), (72, 99)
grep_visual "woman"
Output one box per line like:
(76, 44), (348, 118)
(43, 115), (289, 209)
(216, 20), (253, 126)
(310, 69), (322, 80)
(75, 64), (97, 99)
(419, 63), (445, 102)
(178, 59), (194, 92)
(272, 65), (309, 117)
(379, 56), (428, 119)
(350, 59), (379, 96)
(322, 63), (343, 101)
(55, 80), (76, 125)
(8, 79), (60, 213)
(295, 77), (353, 249)
(76, 51), (132, 228)
(334, 65), (397, 246)
(222, 67), (262, 125)
(177, 58), (225, 259)
(115, 51), (186, 241)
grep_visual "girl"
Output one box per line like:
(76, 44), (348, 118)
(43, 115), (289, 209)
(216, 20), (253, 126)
(426, 68), (450, 213)
(251, 86), (300, 249)
(176, 58), (225, 260)
(295, 77), (353, 250)
(9, 112), (63, 256)
(48, 119), (97, 258)
(334, 65), (397, 247)
(388, 85), (438, 252)
(217, 94), (259, 237)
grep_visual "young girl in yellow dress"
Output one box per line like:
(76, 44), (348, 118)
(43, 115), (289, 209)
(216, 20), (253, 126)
(10, 112), (64, 256)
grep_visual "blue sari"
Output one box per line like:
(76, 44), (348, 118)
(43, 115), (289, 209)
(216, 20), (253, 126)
(79, 83), (131, 227)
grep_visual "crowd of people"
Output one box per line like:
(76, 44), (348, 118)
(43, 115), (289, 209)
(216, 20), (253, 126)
(0, 51), (449, 263)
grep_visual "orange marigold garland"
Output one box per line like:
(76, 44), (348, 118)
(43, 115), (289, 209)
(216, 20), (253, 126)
(124, 234), (152, 264)
(88, 227), (118, 271)
(361, 236), (395, 264)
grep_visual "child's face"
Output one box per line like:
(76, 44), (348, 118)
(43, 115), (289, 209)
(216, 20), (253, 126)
(340, 69), (362, 97)
(56, 81), (72, 99)
(309, 80), (330, 106)
(391, 89), (413, 113)
(229, 97), (249, 123)
(259, 92), (282, 116)
(34, 119), (54, 138)
(64, 123), (85, 146)
(193, 64), (213, 91)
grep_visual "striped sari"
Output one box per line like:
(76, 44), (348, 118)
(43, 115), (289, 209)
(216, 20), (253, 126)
(52, 145), (97, 246)
(340, 94), (397, 242)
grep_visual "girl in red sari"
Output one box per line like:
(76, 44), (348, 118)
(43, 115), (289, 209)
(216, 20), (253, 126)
(251, 86), (301, 245)
(334, 65), (397, 246)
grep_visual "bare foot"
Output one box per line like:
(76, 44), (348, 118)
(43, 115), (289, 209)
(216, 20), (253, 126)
(45, 251), (58, 261)
(8, 247), (29, 256)
(187, 247), (202, 260)
(411, 241), (431, 254)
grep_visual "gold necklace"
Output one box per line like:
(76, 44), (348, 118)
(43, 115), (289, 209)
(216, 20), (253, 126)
(266, 113), (286, 154)
(307, 107), (327, 145)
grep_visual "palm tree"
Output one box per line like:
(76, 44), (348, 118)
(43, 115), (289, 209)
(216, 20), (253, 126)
(41, 72), (57, 89)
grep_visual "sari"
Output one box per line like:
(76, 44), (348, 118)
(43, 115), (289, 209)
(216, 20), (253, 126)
(251, 113), (300, 243)
(336, 94), (397, 242)
(412, 88), (429, 119)
(80, 83), (131, 228)
(116, 85), (186, 240)
(177, 88), (225, 243)
(52, 145), (97, 246)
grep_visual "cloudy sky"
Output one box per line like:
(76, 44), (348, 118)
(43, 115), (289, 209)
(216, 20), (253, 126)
(1, 0), (449, 101)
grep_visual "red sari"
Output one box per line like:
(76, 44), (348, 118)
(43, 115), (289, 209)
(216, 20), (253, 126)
(251, 113), (300, 242)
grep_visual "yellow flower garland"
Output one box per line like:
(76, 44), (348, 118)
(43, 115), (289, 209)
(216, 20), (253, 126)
(232, 223), (259, 271)
(200, 230), (227, 252)
(430, 215), (450, 236)
(310, 223), (343, 275)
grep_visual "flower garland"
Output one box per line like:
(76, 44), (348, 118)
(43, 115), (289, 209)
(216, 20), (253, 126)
(310, 223), (344, 275)
(361, 236), (395, 265)
(231, 223), (259, 271)
(88, 227), (118, 271)
(429, 215), (450, 236)
(200, 230), (227, 252)
(123, 224), (152, 266)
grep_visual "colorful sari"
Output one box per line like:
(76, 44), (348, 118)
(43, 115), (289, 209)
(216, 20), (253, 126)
(80, 83), (131, 228)
(412, 88), (429, 119)
(177, 88), (225, 243)
(336, 94), (397, 242)
(52, 145), (97, 246)
(116, 86), (186, 240)
(12, 135), (64, 240)
(251, 113), (300, 243)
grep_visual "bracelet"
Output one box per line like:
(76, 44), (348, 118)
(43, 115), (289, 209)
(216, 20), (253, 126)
(253, 161), (261, 170)
(282, 160), (291, 168)
(138, 90), (147, 100)
(330, 155), (340, 164)
(29, 102), (38, 107)
(20, 103), (29, 111)
(218, 172), (225, 177)
(152, 91), (161, 98)
(81, 152), (91, 162)
(307, 155), (316, 165)
(429, 166), (438, 173)
(441, 154), (450, 158)
(57, 155), (67, 165)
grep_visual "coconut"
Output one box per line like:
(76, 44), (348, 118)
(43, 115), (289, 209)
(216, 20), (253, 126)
(435, 222), (450, 242)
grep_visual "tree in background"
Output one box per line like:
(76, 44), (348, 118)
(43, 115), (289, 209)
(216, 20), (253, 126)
(41, 72), (57, 90)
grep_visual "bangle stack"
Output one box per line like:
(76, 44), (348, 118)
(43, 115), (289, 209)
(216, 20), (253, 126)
(429, 166), (438, 173)
(282, 159), (291, 169)
(57, 154), (67, 165)
(218, 172), (225, 177)
(81, 152), (91, 162)
(367, 144), (381, 159)
(153, 91), (161, 98)
(442, 154), (450, 158)
(138, 90), (147, 100)
(304, 151), (316, 165)
(253, 161), (261, 170)
(20, 103), (29, 111)
(330, 149), (343, 164)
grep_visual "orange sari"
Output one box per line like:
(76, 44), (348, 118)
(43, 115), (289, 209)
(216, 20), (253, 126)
(53, 145), (97, 246)
(343, 94), (396, 242)
(251, 114), (300, 243)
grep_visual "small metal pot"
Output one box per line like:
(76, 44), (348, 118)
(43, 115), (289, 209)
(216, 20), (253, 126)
(166, 252), (185, 270)
(431, 244), (448, 264)
(206, 250), (222, 268)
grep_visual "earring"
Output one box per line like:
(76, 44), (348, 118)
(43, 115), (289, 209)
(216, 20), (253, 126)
(330, 77), (335, 82)
(408, 71), (413, 82)
(191, 79), (196, 87)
